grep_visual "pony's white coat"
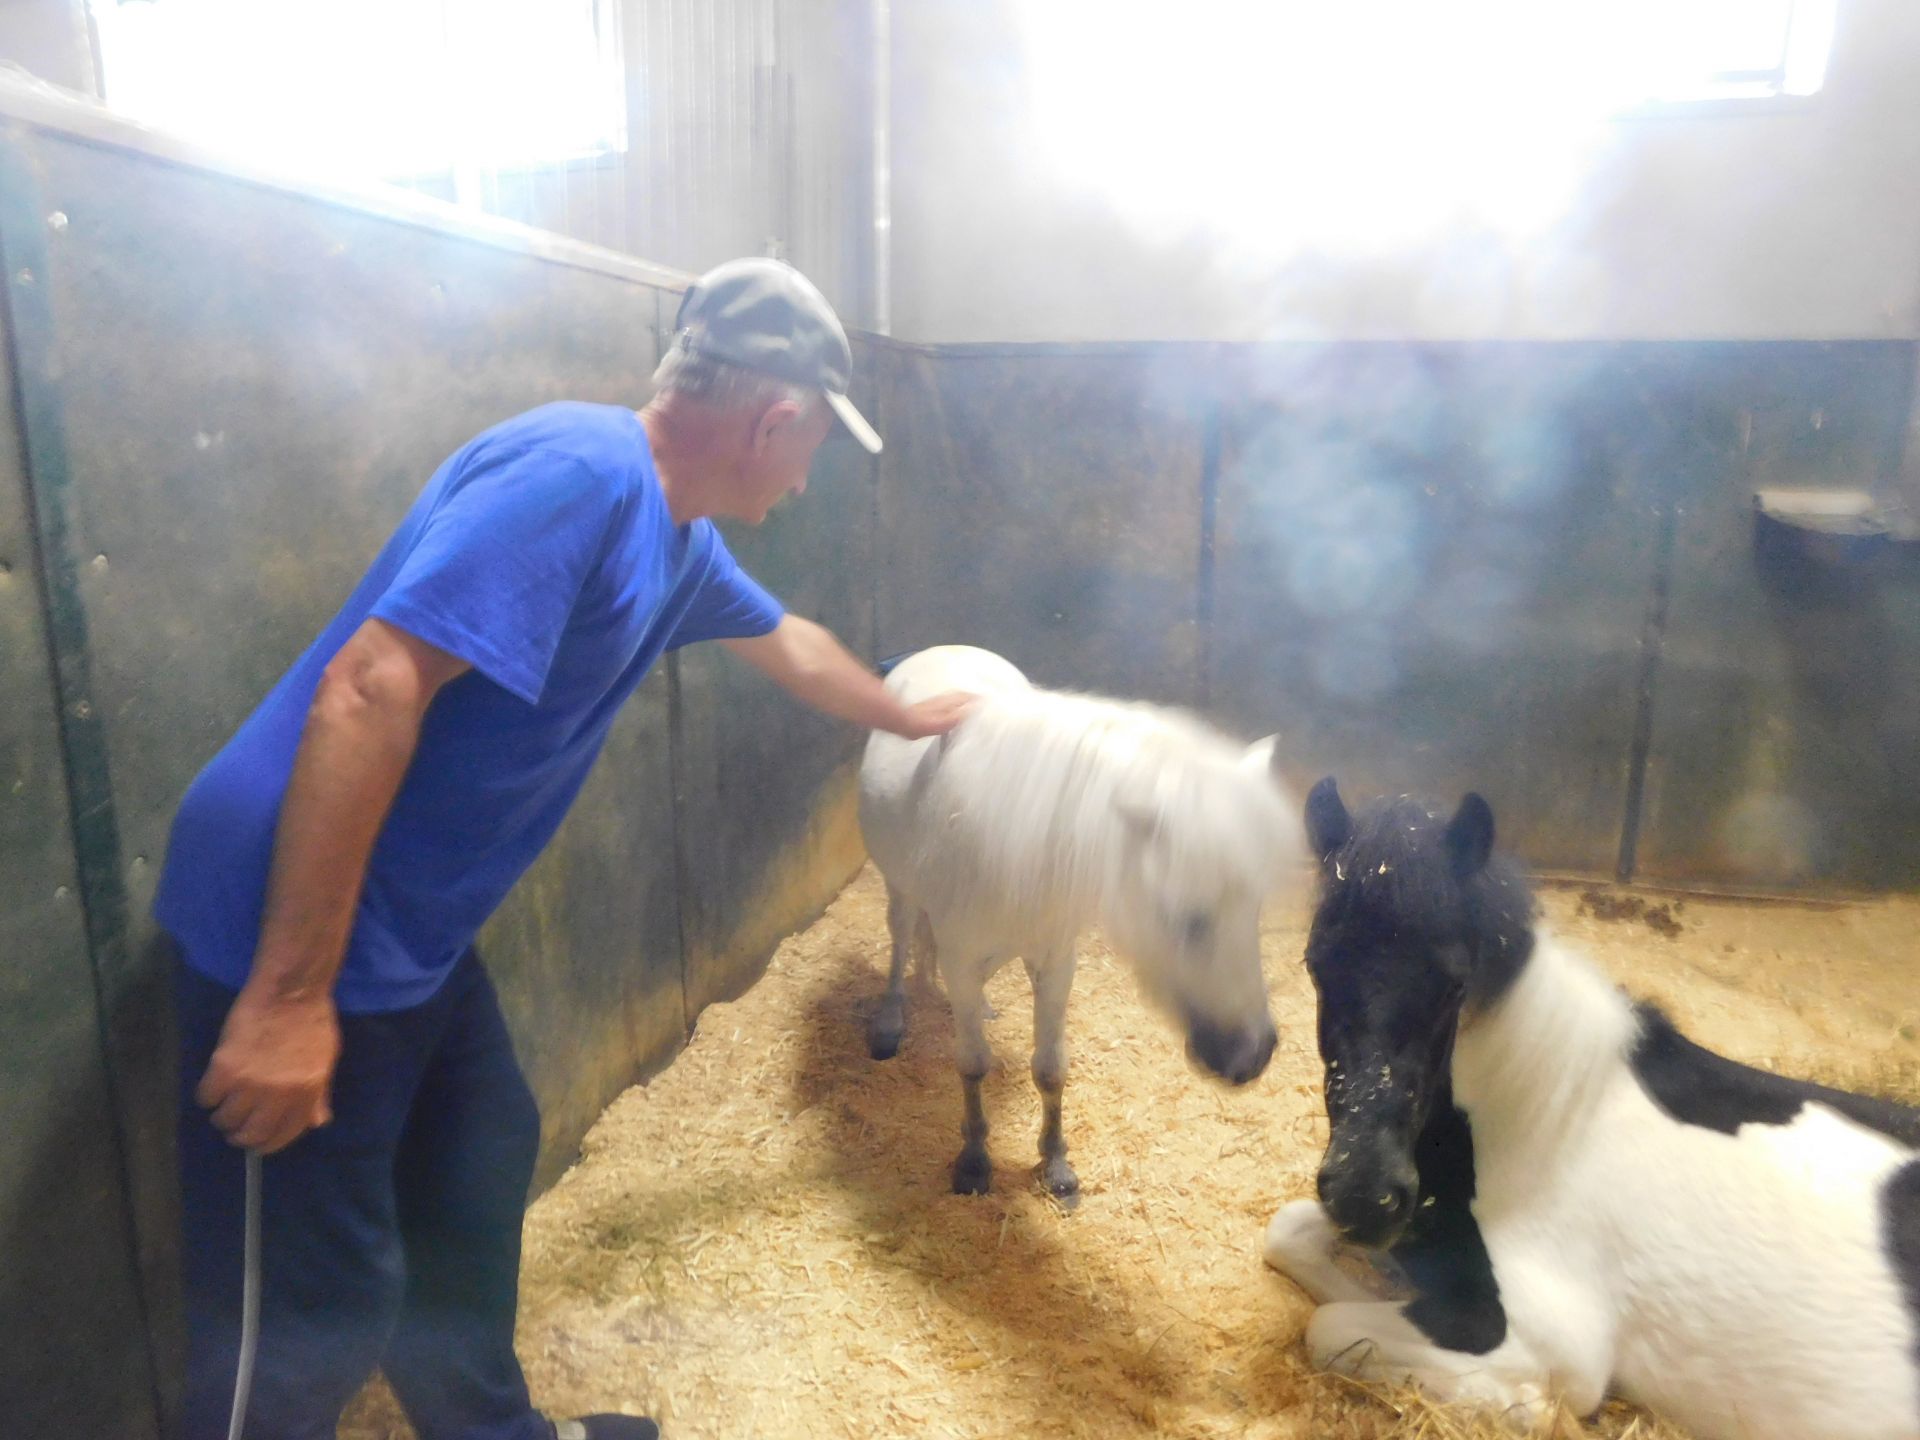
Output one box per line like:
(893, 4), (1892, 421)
(861, 645), (1302, 1191)
(1268, 931), (1920, 1439)
(863, 646), (1297, 964)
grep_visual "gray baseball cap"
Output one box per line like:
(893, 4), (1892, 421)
(670, 257), (883, 454)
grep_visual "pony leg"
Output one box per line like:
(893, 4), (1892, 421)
(909, 909), (938, 995)
(945, 956), (995, 1196)
(868, 884), (914, 1060)
(1306, 1301), (1553, 1431)
(1026, 948), (1079, 1208)
(1263, 1199), (1407, 1304)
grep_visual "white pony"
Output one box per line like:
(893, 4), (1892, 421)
(859, 645), (1303, 1204)
(1264, 779), (1920, 1440)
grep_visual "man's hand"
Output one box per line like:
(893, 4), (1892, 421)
(895, 689), (975, 740)
(196, 985), (341, 1153)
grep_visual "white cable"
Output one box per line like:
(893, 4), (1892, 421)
(227, 1149), (263, 1440)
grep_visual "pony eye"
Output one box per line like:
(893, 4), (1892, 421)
(1181, 912), (1214, 947)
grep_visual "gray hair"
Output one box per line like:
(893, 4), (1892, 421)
(651, 342), (819, 416)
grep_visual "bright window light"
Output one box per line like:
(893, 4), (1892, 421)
(1017, 0), (1838, 254)
(89, 0), (627, 182)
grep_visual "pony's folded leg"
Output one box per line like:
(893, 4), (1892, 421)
(1306, 1301), (1554, 1434)
(1263, 1199), (1404, 1304)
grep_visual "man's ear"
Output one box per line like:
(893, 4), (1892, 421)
(752, 398), (805, 452)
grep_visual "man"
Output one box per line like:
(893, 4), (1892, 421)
(158, 258), (967, 1440)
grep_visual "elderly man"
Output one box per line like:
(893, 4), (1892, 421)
(159, 259), (965, 1440)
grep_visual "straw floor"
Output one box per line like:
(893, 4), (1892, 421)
(341, 867), (1920, 1440)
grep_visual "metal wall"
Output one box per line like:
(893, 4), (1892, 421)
(1636, 344), (1920, 889)
(403, 0), (878, 328)
(873, 339), (1920, 892)
(673, 330), (883, 1016)
(626, 0), (877, 325)
(0, 113), (871, 1435)
(0, 252), (160, 1438)
(875, 346), (1207, 705)
(15, 0), (877, 324)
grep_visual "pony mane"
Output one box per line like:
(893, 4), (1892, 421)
(931, 686), (1299, 922)
(1323, 795), (1536, 1007)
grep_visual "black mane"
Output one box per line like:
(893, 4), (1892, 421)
(1318, 795), (1538, 1008)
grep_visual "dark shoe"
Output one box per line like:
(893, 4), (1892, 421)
(553, 1416), (661, 1440)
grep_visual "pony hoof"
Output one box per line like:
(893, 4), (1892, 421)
(952, 1151), (993, 1196)
(1040, 1167), (1081, 1211)
(867, 1001), (905, 1060)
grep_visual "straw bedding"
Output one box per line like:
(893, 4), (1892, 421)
(341, 867), (1920, 1440)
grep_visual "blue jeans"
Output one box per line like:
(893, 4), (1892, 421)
(174, 946), (549, 1440)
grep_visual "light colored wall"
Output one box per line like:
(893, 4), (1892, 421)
(0, 0), (100, 96)
(888, 0), (1920, 342)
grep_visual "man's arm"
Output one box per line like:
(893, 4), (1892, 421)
(720, 615), (970, 739)
(196, 617), (469, 1153)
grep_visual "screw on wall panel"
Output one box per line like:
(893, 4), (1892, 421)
(73, 699), (91, 719)
(54, 884), (71, 901)
(90, 553), (108, 571)
(46, 210), (67, 231)
(14, 267), (31, 286)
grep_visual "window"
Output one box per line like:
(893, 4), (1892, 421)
(1014, 0), (1843, 251)
(89, 0), (627, 184)
(1633, 0), (1836, 104)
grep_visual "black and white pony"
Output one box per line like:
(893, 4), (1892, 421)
(1263, 778), (1920, 1440)
(859, 645), (1302, 1205)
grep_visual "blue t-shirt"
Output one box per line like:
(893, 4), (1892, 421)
(154, 402), (784, 1012)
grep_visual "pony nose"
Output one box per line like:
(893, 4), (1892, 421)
(1317, 1158), (1419, 1246)
(1186, 1018), (1278, 1086)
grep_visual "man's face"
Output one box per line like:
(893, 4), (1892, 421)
(730, 398), (834, 523)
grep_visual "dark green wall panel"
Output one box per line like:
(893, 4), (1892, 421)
(483, 670), (684, 1191)
(0, 294), (161, 1434)
(1209, 344), (1660, 874)
(1637, 343), (1920, 890)
(874, 348), (1205, 705)
(874, 340), (1920, 889)
(674, 336), (883, 1015)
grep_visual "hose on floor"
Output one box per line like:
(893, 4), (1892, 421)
(227, 1148), (262, 1440)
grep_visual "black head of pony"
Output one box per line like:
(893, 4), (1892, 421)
(1301, 777), (1534, 1247)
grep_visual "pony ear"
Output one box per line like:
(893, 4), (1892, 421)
(1444, 793), (1495, 879)
(1304, 776), (1350, 864)
(1240, 734), (1278, 775)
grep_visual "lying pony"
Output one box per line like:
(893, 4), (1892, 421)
(1264, 779), (1920, 1440)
